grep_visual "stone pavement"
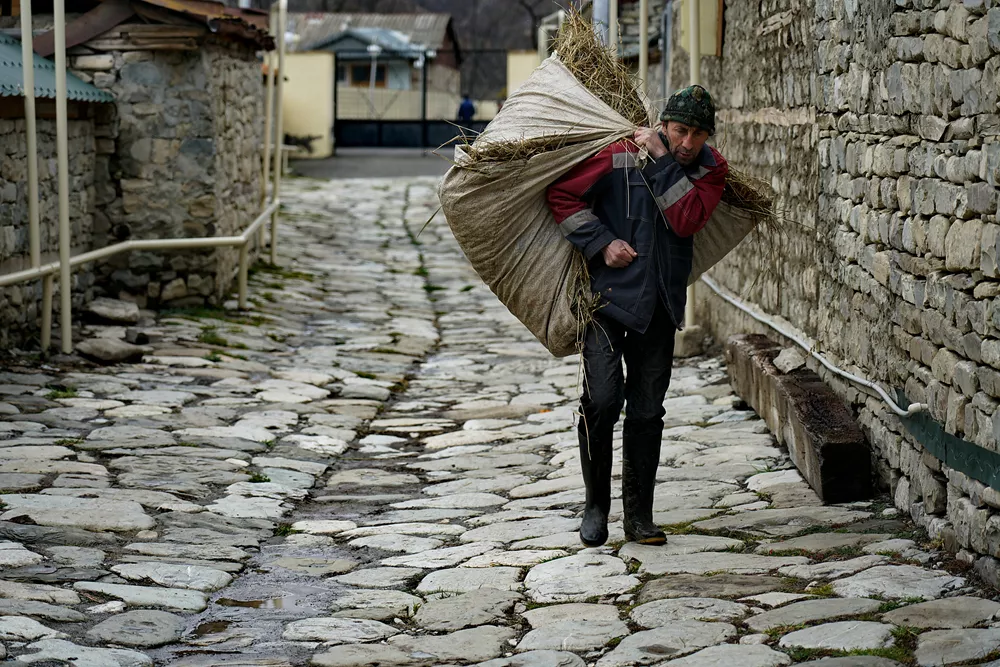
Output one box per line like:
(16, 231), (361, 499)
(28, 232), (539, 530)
(0, 176), (998, 666)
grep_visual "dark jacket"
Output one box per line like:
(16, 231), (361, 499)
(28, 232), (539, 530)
(546, 137), (728, 333)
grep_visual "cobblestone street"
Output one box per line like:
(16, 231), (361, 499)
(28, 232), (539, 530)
(0, 175), (997, 666)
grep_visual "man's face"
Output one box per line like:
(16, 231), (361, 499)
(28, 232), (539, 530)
(661, 121), (710, 165)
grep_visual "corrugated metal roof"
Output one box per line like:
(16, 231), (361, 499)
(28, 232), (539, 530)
(289, 13), (451, 53)
(311, 27), (426, 59)
(0, 34), (113, 102)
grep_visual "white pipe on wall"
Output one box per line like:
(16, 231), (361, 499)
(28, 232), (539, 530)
(638, 0), (649, 95)
(609, 0), (618, 55)
(20, 0), (39, 269)
(684, 0), (701, 329)
(270, 0), (287, 265)
(53, 0), (72, 353)
(700, 275), (927, 417)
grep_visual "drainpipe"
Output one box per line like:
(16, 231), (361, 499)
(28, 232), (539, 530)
(20, 0), (48, 350)
(609, 0), (618, 55)
(684, 0), (700, 329)
(53, 0), (71, 353)
(260, 4), (276, 217)
(593, 0), (609, 45)
(661, 0), (672, 100)
(269, 0), (286, 265)
(638, 0), (648, 95)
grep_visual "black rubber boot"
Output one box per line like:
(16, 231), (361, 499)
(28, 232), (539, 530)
(578, 429), (612, 547)
(622, 420), (667, 545)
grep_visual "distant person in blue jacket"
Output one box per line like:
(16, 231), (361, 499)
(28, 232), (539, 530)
(457, 94), (476, 124)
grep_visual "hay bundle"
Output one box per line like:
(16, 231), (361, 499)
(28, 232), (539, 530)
(466, 9), (778, 233)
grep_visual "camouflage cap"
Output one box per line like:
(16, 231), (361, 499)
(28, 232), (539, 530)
(660, 85), (716, 134)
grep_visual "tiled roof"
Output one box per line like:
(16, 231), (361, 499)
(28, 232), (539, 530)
(0, 33), (113, 102)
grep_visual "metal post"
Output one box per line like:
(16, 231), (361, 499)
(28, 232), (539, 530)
(41, 276), (53, 351)
(420, 50), (428, 150)
(685, 0), (700, 328)
(609, 0), (618, 55)
(20, 0), (45, 348)
(54, 0), (72, 353)
(593, 0), (609, 45)
(238, 242), (249, 309)
(270, 0), (286, 265)
(639, 0), (649, 95)
(537, 23), (548, 61)
(21, 0), (39, 270)
(260, 5), (276, 214)
(688, 0), (701, 86)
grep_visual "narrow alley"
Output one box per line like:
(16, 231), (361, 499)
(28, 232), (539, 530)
(0, 174), (994, 667)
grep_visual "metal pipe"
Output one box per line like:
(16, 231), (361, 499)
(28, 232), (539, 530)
(41, 276), (53, 351)
(237, 242), (249, 309)
(688, 0), (701, 85)
(684, 0), (700, 329)
(593, 0), (609, 45)
(608, 0), (618, 55)
(420, 49), (428, 150)
(260, 4), (276, 221)
(638, 0), (649, 95)
(537, 24), (548, 61)
(0, 201), (279, 288)
(270, 0), (286, 265)
(53, 0), (72, 353)
(661, 1), (673, 101)
(20, 0), (40, 270)
(700, 275), (927, 417)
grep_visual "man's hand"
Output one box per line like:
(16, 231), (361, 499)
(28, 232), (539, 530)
(601, 239), (638, 268)
(633, 128), (668, 159)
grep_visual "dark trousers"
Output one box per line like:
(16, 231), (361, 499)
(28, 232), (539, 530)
(579, 302), (676, 463)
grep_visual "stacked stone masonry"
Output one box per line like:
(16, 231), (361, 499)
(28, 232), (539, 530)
(675, 0), (1000, 568)
(0, 117), (100, 349)
(70, 38), (265, 309)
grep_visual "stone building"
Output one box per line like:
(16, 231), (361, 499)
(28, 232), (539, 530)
(0, 33), (113, 349)
(655, 0), (1000, 569)
(0, 0), (273, 347)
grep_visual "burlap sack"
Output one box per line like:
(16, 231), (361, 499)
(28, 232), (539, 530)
(438, 55), (757, 358)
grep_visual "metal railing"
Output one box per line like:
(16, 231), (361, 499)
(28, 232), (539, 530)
(11, 0), (288, 354)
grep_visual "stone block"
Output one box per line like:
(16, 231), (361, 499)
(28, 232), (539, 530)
(989, 9), (1000, 53)
(674, 325), (704, 359)
(917, 115), (949, 141)
(72, 54), (114, 71)
(726, 335), (871, 503)
(946, 218), (984, 270)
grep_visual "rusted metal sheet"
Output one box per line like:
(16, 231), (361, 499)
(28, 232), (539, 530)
(33, 0), (135, 57)
(35, 0), (272, 57)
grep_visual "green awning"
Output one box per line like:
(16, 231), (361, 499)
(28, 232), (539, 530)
(0, 33), (114, 103)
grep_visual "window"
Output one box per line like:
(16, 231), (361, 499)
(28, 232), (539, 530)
(337, 65), (348, 84)
(347, 63), (387, 87)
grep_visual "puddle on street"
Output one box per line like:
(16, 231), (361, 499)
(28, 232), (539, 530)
(216, 598), (283, 609)
(193, 620), (232, 636)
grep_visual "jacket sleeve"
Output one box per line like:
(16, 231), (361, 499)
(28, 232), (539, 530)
(642, 146), (729, 237)
(546, 147), (618, 260)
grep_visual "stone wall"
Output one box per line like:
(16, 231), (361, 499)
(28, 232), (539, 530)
(71, 38), (264, 308)
(0, 116), (99, 349)
(679, 0), (1000, 567)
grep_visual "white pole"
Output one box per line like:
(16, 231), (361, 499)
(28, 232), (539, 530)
(609, 0), (618, 56)
(593, 0), (609, 45)
(688, 0), (700, 86)
(537, 23), (547, 62)
(270, 0), (286, 265)
(684, 0), (700, 329)
(260, 6), (276, 248)
(54, 0), (72, 353)
(20, 0), (46, 349)
(21, 0), (39, 269)
(638, 0), (648, 95)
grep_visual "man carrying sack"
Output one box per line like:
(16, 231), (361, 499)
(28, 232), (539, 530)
(546, 85), (728, 547)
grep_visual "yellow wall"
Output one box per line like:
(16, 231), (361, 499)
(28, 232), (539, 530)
(506, 51), (541, 97)
(678, 0), (722, 57)
(282, 52), (334, 159)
